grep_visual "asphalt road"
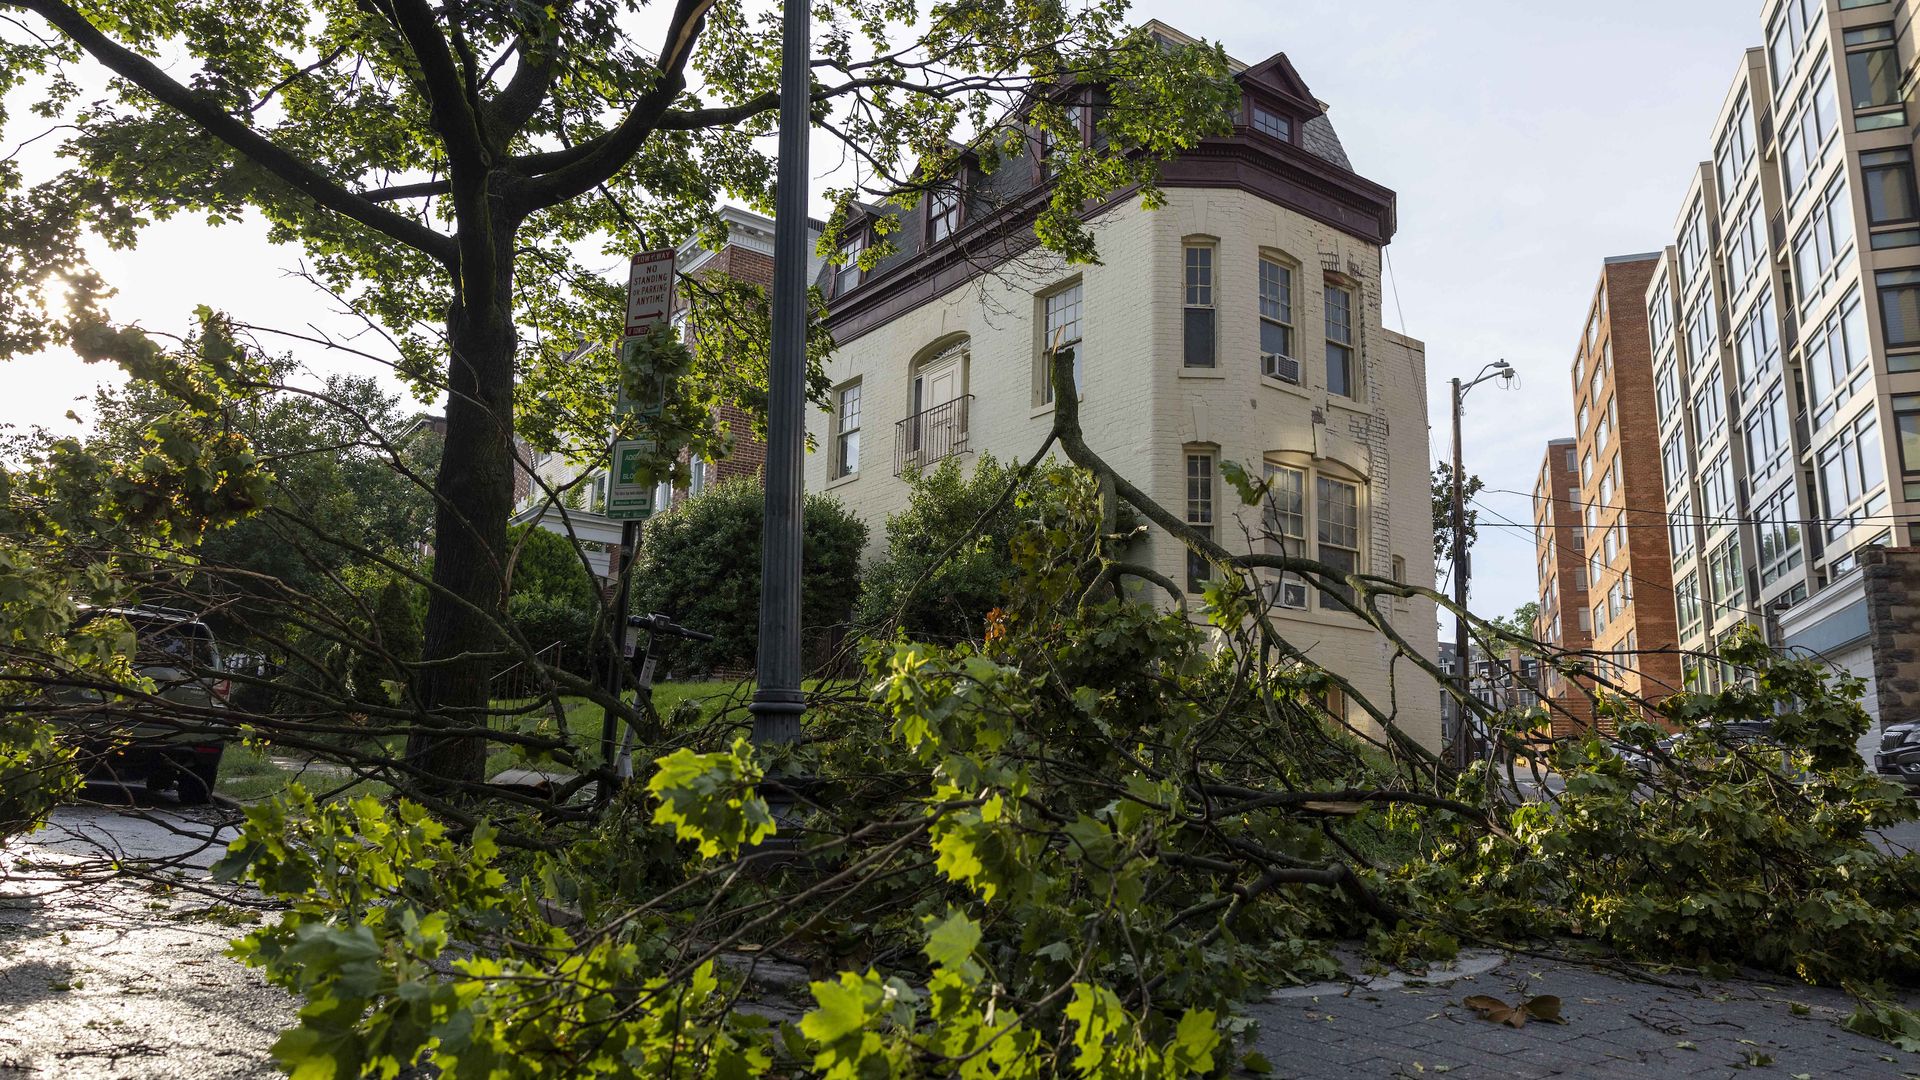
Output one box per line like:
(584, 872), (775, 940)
(3, 784), (1916, 1079)
(0, 789), (293, 1079)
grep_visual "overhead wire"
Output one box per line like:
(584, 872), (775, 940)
(1481, 484), (1920, 533)
(1469, 496), (1770, 627)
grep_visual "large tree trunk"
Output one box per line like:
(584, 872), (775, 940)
(407, 224), (520, 788)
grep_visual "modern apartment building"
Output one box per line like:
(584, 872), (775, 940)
(804, 22), (1441, 748)
(1531, 438), (1596, 734)
(512, 206), (819, 582)
(1648, 1), (1920, 713)
(1559, 256), (1688, 708)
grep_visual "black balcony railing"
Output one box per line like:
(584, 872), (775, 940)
(894, 394), (973, 476)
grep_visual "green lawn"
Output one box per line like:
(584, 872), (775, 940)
(216, 680), (754, 804)
(484, 680), (752, 776)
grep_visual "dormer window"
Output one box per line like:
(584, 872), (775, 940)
(835, 228), (866, 295)
(1037, 103), (1087, 176)
(1250, 104), (1291, 142)
(927, 185), (960, 243)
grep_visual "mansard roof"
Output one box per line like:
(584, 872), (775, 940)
(818, 35), (1395, 343)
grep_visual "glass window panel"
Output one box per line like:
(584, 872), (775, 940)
(1186, 453), (1214, 525)
(1251, 106), (1291, 141)
(1848, 44), (1900, 108)
(1263, 463), (1305, 540)
(1259, 258), (1294, 365)
(1315, 476), (1361, 608)
(1878, 268), (1920, 345)
(1864, 149), (1919, 224)
(1184, 245), (1212, 305)
(1184, 308), (1215, 368)
(1898, 407), (1920, 474)
(1324, 284), (1354, 396)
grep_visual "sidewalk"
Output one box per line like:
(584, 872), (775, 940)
(1247, 950), (1916, 1079)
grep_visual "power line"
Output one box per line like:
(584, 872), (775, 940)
(1480, 484), (1920, 532)
(1383, 246), (1411, 339)
(1470, 497), (1766, 626)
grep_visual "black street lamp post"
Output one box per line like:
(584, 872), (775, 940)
(749, 0), (811, 746)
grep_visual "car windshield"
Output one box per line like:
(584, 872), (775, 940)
(125, 616), (217, 668)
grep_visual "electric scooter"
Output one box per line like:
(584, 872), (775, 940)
(612, 611), (715, 781)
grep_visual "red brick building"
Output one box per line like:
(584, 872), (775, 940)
(669, 208), (803, 499)
(1532, 437), (1593, 735)
(1562, 255), (1684, 717)
(510, 207), (819, 581)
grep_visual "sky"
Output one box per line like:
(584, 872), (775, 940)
(0, 0), (1767, 624)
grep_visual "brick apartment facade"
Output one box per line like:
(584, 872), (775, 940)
(1570, 255), (1685, 707)
(669, 215), (786, 499)
(1532, 438), (1595, 734)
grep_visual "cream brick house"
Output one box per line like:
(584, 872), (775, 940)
(804, 23), (1440, 749)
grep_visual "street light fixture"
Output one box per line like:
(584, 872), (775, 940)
(1449, 359), (1515, 769)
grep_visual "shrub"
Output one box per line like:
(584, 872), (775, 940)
(502, 523), (606, 676)
(632, 477), (866, 677)
(507, 523), (603, 612)
(504, 592), (597, 677)
(347, 576), (424, 706)
(854, 453), (1031, 642)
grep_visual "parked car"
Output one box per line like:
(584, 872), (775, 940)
(1617, 720), (1777, 776)
(1874, 721), (1920, 794)
(1655, 719), (1774, 755)
(58, 606), (231, 804)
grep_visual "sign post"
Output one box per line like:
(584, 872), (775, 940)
(600, 249), (676, 794)
(625, 250), (674, 335)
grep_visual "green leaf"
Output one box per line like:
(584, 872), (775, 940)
(1171, 1008), (1220, 1074)
(1218, 458), (1266, 506)
(922, 910), (982, 971)
(800, 972), (879, 1044)
(646, 738), (776, 859)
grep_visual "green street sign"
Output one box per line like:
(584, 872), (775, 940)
(607, 439), (658, 520)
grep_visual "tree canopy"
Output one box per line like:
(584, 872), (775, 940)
(1, 0), (1238, 782)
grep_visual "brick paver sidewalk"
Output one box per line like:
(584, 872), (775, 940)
(1247, 951), (1916, 1079)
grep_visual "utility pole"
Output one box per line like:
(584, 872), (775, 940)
(749, 0), (811, 746)
(1451, 376), (1469, 771)
(1448, 360), (1515, 771)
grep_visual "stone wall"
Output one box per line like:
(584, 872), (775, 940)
(1858, 545), (1920, 728)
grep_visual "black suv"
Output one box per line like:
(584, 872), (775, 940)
(1874, 721), (1920, 794)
